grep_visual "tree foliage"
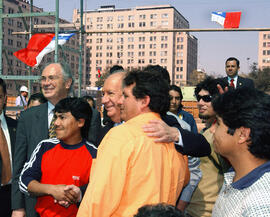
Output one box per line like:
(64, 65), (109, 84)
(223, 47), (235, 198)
(95, 66), (111, 87)
(247, 63), (270, 93)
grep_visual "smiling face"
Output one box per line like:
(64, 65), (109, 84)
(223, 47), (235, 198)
(197, 89), (215, 120)
(54, 111), (84, 145)
(101, 73), (124, 123)
(41, 63), (72, 105)
(225, 60), (239, 78)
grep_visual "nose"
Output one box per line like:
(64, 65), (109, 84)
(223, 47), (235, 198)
(54, 117), (60, 127)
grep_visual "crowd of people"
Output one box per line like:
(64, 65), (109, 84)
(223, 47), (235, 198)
(0, 57), (269, 217)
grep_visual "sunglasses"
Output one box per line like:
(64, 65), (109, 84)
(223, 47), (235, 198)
(196, 95), (212, 102)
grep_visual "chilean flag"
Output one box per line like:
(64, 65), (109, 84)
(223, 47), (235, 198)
(14, 33), (75, 67)
(211, 11), (241, 28)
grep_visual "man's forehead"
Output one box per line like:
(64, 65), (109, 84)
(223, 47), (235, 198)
(226, 60), (237, 66)
(42, 64), (62, 75)
(199, 89), (210, 95)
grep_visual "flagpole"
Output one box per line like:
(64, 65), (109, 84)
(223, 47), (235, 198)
(0, 0), (3, 75)
(54, 0), (59, 62)
(78, 0), (84, 97)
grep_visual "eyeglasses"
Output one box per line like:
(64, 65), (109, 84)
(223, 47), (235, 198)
(39, 75), (60, 83)
(196, 95), (212, 102)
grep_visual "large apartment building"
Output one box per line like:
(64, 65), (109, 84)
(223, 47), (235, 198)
(73, 5), (198, 87)
(2, 0), (81, 96)
(258, 31), (270, 69)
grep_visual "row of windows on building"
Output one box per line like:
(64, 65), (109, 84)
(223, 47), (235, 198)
(85, 13), (169, 23)
(86, 58), (184, 67)
(262, 50), (270, 55)
(87, 20), (170, 30)
(87, 36), (184, 43)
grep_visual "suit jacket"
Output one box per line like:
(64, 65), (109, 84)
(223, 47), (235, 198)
(223, 76), (255, 89)
(96, 115), (211, 157)
(88, 107), (101, 146)
(0, 115), (17, 186)
(12, 103), (48, 217)
(161, 114), (211, 157)
(96, 120), (114, 146)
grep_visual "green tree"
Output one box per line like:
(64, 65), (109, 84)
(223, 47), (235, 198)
(247, 63), (270, 93)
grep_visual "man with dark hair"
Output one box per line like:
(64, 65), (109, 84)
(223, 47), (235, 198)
(134, 203), (184, 217)
(0, 78), (17, 216)
(169, 85), (197, 133)
(211, 87), (270, 216)
(12, 62), (100, 217)
(186, 77), (230, 217)
(223, 57), (254, 89)
(19, 97), (97, 217)
(77, 70), (189, 217)
(27, 93), (47, 108)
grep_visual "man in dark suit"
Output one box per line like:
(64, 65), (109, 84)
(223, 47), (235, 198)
(11, 62), (100, 217)
(0, 78), (17, 217)
(223, 57), (254, 89)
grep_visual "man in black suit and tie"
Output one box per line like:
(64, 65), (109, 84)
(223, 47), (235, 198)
(0, 78), (17, 217)
(11, 62), (100, 217)
(223, 57), (254, 89)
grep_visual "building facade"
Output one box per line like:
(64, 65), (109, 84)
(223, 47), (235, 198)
(258, 31), (270, 70)
(2, 0), (82, 96)
(73, 5), (198, 86)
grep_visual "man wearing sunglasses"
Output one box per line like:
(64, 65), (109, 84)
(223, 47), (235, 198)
(185, 77), (230, 217)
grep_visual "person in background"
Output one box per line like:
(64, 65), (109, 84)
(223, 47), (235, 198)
(185, 77), (230, 217)
(222, 57), (254, 89)
(169, 85), (198, 133)
(15, 86), (28, 109)
(82, 95), (96, 109)
(0, 78), (17, 216)
(19, 97), (97, 217)
(27, 93), (47, 109)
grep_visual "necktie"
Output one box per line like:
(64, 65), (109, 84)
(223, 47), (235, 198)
(48, 115), (57, 138)
(0, 120), (12, 185)
(230, 79), (235, 89)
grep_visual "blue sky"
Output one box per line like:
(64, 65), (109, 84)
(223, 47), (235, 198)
(35, 0), (270, 76)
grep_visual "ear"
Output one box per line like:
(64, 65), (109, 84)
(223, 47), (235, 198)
(139, 95), (150, 110)
(65, 78), (73, 89)
(77, 118), (85, 128)
(238, 127), (251, 145)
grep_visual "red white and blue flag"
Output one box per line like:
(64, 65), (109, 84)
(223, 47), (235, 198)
(211, 11), (241, 28)
(14, 33), (75, 67)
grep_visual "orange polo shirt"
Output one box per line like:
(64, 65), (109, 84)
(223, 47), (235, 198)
(77, 112), (189, 217)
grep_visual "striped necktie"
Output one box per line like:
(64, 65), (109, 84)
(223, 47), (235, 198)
(48, 115), (57, 138)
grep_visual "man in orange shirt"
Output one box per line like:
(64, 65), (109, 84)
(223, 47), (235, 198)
(77, 69), (189, 217)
